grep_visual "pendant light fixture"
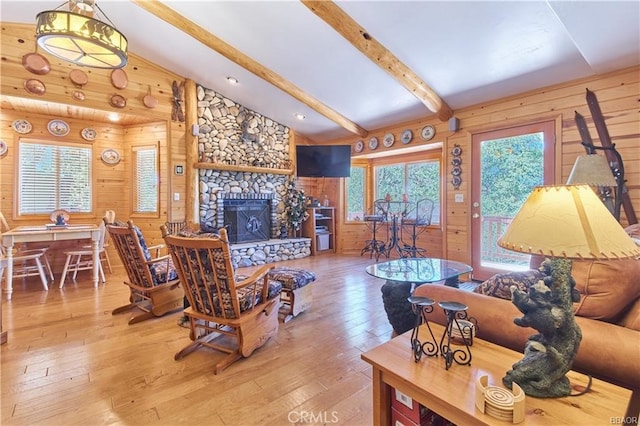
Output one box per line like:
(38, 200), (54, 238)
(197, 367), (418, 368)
(35, 0), (128, 69)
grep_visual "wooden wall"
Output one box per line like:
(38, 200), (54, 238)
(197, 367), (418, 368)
(328, 66), (640, 266)
(0, 22), (186, 269)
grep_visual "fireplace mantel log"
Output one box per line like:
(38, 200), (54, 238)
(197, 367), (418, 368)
(194, 162), (293, 175)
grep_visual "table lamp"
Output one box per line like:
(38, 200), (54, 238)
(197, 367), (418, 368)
(497, 185), (640, 397)
(566, 153), (617, 215)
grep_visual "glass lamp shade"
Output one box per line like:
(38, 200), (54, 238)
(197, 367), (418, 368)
(566, 154), (616, 186)
(35, 10), (128, 69)
(498, 185), (640, 260)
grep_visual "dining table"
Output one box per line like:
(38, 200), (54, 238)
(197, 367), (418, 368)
(1, 224), (101, 298)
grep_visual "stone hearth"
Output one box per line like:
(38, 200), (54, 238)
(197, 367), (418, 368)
(231, 237), (311, 268)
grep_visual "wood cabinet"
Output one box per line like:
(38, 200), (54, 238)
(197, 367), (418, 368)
(303, 207), (335, 255)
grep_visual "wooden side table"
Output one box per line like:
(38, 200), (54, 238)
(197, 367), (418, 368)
(362, 323), (630, 425)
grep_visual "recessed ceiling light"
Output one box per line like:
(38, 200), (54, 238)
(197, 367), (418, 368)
(108, 113), (120, 122)
(226, 76), (239, 85)
(294, 113), (306, 120)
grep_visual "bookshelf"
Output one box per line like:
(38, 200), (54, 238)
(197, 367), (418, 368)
(303, 207), (335, 255)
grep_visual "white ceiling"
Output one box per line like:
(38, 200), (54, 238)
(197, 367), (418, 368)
(1, 1), (639, 142)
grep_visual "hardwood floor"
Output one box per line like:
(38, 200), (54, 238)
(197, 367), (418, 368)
(1, 254), (393, 425)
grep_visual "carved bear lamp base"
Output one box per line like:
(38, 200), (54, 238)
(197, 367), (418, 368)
(502, 258), (581, 398)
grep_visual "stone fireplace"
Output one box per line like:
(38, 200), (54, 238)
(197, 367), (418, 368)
(217, 193), (277, 243)
(195, 84), (312, 266)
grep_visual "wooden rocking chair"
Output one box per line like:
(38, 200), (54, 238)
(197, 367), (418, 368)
(162, 227), (281, 374)
(106, 219), (184, 325)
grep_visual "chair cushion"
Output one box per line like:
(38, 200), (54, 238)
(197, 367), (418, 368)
(131, 225), (178, 285)
(149, 258), (178, 285)
(235, 274), (282, 301)
(203, 278), (282, 318)
(267, 267), (316, 290)
(132, 226), (152, 261)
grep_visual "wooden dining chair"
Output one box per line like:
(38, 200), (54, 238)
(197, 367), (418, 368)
(58, 221), (107, 288)
(162, 226), (281, 374)
(0, 211), (53, 289)
(106, 219), (183, 325)
(0, 247), (50, 290)
(76, 210), (115, 275)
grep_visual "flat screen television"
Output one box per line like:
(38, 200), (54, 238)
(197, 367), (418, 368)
(296, 145), (351, 177)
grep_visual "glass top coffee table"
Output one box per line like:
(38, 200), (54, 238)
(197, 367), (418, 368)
(366, 258), (473, 335)
(366, 258), (472, 287)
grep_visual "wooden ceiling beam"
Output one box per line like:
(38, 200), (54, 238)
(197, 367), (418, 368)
(131, 0), (368, 138)
(302, 0), (454, 122)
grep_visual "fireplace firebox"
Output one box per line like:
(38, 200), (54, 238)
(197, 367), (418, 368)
(216, 192), (278, 244)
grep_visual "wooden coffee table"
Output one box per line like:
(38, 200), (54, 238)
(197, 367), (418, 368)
(362, 323), (630, 425)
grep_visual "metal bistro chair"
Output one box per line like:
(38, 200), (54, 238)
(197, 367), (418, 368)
(361, 200), (389, 261)
(106, 219), (184, 325)
(162, 226), (281, 374)
(400, 198), (434, 258)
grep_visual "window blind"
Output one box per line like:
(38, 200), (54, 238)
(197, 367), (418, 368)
(134, 146), (158, 213)
(18, 141), (92, 214)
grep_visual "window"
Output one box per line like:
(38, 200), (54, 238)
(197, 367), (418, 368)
(375, 160), (440, 224)
(132, 145), (158, 214)
(18, 140), (92, 214)
(346, 166), (366, 221)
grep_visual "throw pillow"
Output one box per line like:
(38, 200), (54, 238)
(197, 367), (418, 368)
(473, 269), (547, 300)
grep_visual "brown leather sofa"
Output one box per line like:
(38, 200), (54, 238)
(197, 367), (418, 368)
(413, 258), (640, 417)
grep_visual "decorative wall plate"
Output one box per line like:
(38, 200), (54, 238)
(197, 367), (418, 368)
(12, 119), (32, 134)
(452, 145), (462, 156)
(383, 133), (395, 147)
(421, 125), (436, 141)
(401, 129), (413, 144)
(111, 69), (128, 89)
(81, 128), (97, 141)
(49, 209), (70, 224)
(452, 175), (462, 188)
(24, 78), (46, 95)
(452, 166), (462, 176)
(0, 140), (7, 157)
(22, 52), (50, 75)
(69, 69), (88, 87)
(101, 148), (120, 165)
(72, 90), (85, 101)
(110, 94), (126, 108)
(354, 140), (364, 153)
(368, 137), (378, 150)
(48, 119), (70, 137)
(451, 157), (462, 166)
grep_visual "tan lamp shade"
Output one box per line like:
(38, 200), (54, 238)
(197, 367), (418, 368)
(498, 185), (640, 260)
(566, 154), (616, 186)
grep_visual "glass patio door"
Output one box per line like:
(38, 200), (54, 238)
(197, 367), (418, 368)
(470, 121), (555, 281)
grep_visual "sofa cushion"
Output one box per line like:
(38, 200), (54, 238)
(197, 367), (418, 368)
(571, 258), (640, 321)
(473, 269), (547, 300)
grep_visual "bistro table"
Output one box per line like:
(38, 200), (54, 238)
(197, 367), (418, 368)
(366, 258), (472, 335)
(1, 224), (101, 298)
